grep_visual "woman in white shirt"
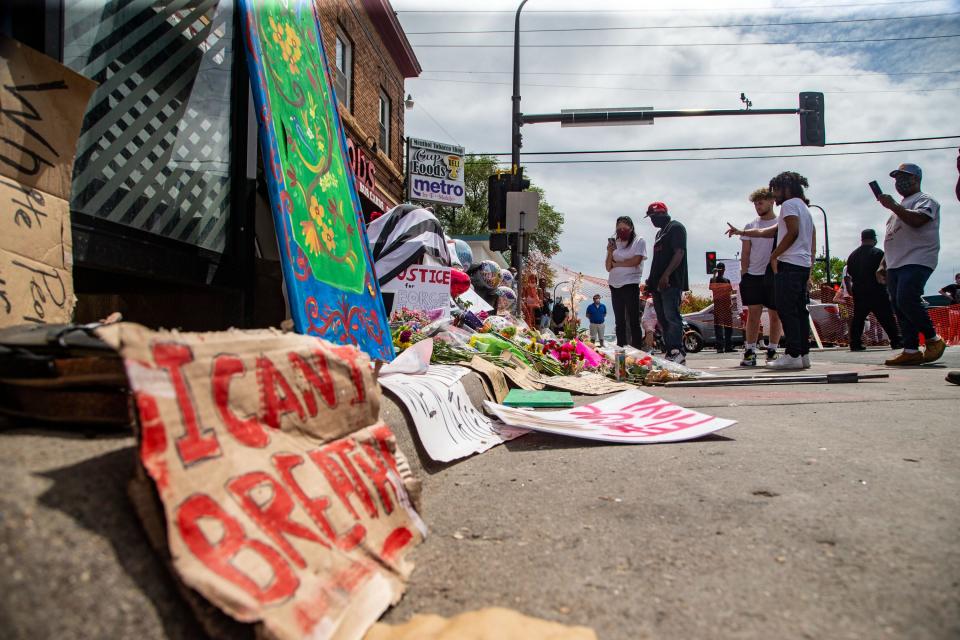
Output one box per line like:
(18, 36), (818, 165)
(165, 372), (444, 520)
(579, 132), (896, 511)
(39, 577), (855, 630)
(605, 216), (647, 348)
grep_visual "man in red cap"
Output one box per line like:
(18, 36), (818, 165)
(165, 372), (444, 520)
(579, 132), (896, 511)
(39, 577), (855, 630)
(644, 201), (689, 364)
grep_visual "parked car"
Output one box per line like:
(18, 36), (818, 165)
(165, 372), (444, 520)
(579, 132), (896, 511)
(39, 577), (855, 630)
(684, 300), (850, 348)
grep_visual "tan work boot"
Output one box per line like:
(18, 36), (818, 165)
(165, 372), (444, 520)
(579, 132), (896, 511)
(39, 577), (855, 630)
(885, 351), (924, 366)
(922, 338), (946, 363)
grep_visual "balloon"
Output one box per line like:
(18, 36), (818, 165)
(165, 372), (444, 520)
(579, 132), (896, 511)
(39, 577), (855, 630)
(475, 260), (502, 289)
(450, 269), (471, 297)
(495, 285), (517, 302)
(453, 239), (474, 270)
(499, 269), (514, 286)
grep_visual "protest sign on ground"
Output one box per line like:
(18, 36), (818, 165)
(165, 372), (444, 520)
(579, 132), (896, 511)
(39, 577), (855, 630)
(98, 323), (425, 640)
(485, 389), (736, 444)
(379, 365), (526, 462)
(0, 38), (96, 329)
(540, 372), (635, 395)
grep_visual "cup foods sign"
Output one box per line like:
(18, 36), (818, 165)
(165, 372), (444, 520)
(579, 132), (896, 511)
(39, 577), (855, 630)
(407, 137), (465, 207)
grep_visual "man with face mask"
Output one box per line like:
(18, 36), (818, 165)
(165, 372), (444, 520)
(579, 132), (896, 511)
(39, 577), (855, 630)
(876, 163), (946, 366)
(644, 201), (688, 364)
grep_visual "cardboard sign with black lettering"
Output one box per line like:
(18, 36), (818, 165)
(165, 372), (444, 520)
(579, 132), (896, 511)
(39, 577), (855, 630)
(98, 323), (426, 640)
(380, 265), (452, 318)
(0, 38), (96, 328)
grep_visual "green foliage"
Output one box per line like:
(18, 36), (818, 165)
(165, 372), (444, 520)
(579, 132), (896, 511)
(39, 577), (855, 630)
(432, 154), (565, 258)
(681, 292), (713, 314)
(812, 255), (845, 285)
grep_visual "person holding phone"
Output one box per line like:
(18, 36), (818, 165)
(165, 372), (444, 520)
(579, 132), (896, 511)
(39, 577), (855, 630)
(875, 163), (946, 366)
(605, 215), (647, 348)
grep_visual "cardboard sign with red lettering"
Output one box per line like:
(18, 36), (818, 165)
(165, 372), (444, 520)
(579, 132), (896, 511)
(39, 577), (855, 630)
(97, 323), (425, 640)
(485, 389), (736, 443)
(380, 265), (452, 317)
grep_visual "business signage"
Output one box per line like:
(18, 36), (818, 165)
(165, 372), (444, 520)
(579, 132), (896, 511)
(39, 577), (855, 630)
(345, 136), (388, 211)
(406, 137), (465, 207)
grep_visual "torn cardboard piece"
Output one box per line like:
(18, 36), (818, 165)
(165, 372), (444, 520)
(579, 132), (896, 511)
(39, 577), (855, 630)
(540, 371), (635, 396)
(379, 365), (527, 462)
(0, 38), (96, 329)
(98, 323), (426, 640)
(485, 389), (737, 444)
(498, 352), (545, 391)
(364, 607), (597, 640)
(462, 355), (510, 403)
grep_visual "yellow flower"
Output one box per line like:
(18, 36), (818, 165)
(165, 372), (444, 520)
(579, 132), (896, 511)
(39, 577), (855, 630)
(309, 195), (323, 224)
(300, 220), (321, 255)
(321, 224), (336, 252)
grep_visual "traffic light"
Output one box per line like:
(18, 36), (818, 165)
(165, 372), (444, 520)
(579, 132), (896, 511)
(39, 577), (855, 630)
(799, 91), (825, 147)
(487, 172), (531, 231)
(705, 251), (717, 274)
(487, 173), (509, 231)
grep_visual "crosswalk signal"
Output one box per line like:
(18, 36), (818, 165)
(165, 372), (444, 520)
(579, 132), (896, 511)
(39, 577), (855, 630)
(705, 251), (717, 274)
(799, 92), (825, 147)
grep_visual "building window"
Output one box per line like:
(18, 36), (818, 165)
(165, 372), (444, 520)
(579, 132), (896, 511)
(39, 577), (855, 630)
(378, 89), (391, 157)
(63, 1), (235, 253)
(334, 27), (352, 109)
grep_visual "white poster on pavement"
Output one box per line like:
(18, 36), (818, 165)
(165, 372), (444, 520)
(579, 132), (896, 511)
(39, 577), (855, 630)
(379, 365), (527, 462)
(485, 389), (736, 443)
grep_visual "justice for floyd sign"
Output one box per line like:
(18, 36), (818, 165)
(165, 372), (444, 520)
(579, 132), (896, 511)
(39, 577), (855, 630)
(406, 137), (465, 207)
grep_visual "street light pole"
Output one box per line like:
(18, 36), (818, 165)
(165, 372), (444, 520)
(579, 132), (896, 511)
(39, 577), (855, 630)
(511, 0), (529, 176)
(809, 204), (831, 285)
(553, 280), (569, 302)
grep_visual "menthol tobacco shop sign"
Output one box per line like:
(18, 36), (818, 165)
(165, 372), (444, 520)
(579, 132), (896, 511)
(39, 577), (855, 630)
(406, 137), (465, 207)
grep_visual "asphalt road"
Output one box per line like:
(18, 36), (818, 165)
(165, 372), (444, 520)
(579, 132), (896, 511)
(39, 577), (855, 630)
(2, 347), (958, 639)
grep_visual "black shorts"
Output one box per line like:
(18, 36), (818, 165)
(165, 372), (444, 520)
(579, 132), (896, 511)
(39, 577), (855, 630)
(739, 272), (777, 310)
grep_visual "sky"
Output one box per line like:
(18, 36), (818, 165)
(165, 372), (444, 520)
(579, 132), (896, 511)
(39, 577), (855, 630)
(393, 0), (960, 290)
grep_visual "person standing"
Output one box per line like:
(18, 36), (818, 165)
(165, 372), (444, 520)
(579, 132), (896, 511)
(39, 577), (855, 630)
(877, 163), (946, 365)
(938, 273), (960, 304)
(539, 297), (552, 330)
(640, 289), (659, 351)
(550, 297), (569, 334)
(586, 295), (608, 346)
(605, 216), (647, 348)
(709, 262), (734, 353)
(645, 202), (689, 364)
(845, 229), (902, 351)
(727, 172), (815, 370)
(738, 187), (783, 366)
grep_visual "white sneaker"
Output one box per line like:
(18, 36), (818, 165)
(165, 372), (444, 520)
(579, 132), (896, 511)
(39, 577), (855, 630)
(801, 355), (811, 369)
(767, 354), (804, 370)
(667, 349), (686, 365)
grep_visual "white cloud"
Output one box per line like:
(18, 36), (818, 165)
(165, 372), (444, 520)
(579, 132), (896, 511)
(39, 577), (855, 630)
(396, 0), (960, 288)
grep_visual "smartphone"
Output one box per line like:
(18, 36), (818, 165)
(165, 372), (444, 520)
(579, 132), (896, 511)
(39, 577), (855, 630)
(869, 180), (883, 199)
(608, 237), (616, 246)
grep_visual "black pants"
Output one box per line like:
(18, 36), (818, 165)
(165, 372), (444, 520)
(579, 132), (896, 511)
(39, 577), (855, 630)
(713, 324), (733, 351)
(610, 283), (642, 349)
(774, 261), (811, 358)
(850, 288), (902, 348)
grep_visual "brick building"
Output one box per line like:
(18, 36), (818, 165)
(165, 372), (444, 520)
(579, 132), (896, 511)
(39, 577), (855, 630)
(316, 0), (420, 219)
(1, 0), (418, 330)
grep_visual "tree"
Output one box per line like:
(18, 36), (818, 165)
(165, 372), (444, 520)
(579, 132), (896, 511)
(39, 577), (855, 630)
(432, 154), (565, 258)
(812, 255), (845, 285)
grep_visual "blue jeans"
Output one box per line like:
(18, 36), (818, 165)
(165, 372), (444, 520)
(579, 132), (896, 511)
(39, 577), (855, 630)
(774, 262), (811, 358)
(653, 286), (684, 354)
(886, 265), (935, 350)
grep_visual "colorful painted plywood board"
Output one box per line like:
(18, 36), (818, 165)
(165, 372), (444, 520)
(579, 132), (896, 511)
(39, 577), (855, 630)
(239, 0), (394, 360)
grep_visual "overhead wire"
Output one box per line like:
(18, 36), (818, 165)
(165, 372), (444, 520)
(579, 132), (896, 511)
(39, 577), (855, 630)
(411, 33), (960, 48)
(397, 0), (950, 14)
(469, 135), (960, 157)
(463, 145), (958, 165)
(406, 11), (960, 35)
(420, 69), (960, 78)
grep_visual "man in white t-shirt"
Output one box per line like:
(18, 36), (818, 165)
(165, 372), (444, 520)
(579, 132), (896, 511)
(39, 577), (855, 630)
(876, 162), (946, 366)
(738, 187), (784, 366)
(727, 172), (815, 370)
